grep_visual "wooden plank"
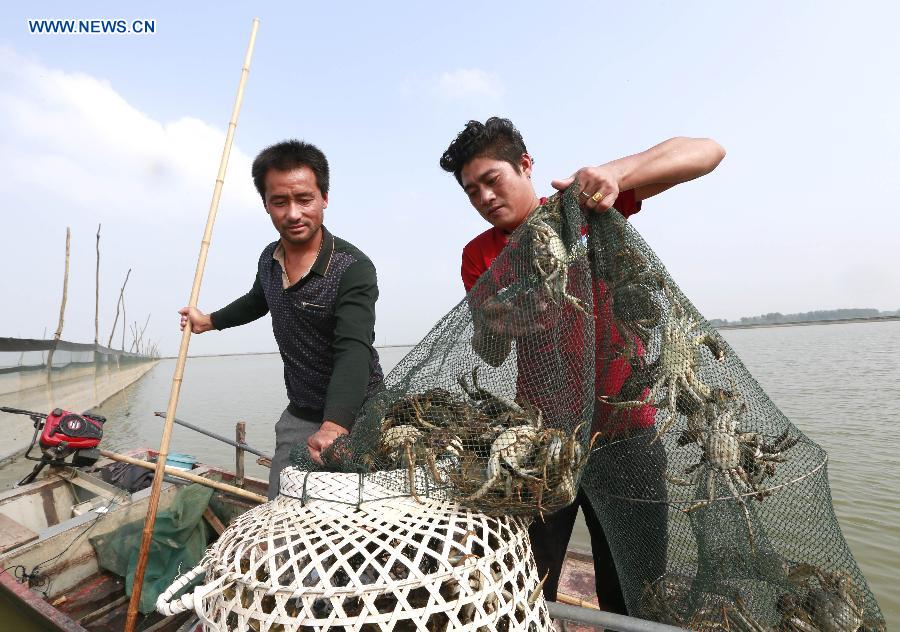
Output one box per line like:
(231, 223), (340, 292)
(66, 471), (130, 501)
(558, 549), (600, 610)
(0, 512), (38, 553)
(77, 595), (128, 624)
(202, 507), (225, 535)
(174, 615), (201, 632)
(0, 570), (89, 631)
(142, 612), (191, 632)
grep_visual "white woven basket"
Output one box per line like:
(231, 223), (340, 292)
(158, 467), (551, 631)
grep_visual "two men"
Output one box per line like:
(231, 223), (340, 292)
(440, 117), (725, 612)
(180, 123), (725, 613)
(180, 141), (383, 499)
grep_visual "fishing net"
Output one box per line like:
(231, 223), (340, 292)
(289, 184), (884, 630)
(91, 484), (213, 613)
(295, 185), (596, 516)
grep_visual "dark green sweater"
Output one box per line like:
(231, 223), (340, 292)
(211, 227), (383, 428)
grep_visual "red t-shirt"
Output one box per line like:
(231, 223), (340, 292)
(461, 189), (656, 432)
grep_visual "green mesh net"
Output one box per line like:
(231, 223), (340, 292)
(90, 484), (213, 613)
(290, 184), (885, 630)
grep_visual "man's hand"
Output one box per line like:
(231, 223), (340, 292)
(551, 165), (621, 212)
(472, 295), (552, 367)
(178, 306), (214, 334)
(307, 420), (349, 465)
(477, 295), (550, 338)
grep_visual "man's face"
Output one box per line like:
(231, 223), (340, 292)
(264, 166), (327, 246)
(460, 154), (536, 232)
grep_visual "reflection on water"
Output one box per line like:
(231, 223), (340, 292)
(0, 324), (896, 627)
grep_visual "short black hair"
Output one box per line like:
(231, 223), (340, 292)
(252, 140), (330, 201)
(439, 117), (529, 185)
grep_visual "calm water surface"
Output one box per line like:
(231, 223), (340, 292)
(1, 322), (897, 626)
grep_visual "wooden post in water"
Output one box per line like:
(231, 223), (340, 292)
(123, 18), (260, 632)
(46, 227), (71, 372)
(107, 268), (131, 348)
(235, 421), (246, 487)
(94, 224), (101, 345)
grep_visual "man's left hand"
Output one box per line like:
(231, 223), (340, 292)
(552, 165), (620, 212)
(307, 420), (349, 465)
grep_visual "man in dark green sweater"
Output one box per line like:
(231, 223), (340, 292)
(179, 140), (384, 499)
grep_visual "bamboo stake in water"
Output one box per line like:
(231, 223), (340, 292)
(107, 268), (131, 348)
(45, 228), (71, 372)
(137, 313), (151, 355)
(94, 224), (101, 345)
(124, 18), (260, 632)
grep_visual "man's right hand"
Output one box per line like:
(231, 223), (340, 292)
(472, 294), (552, 368)
(178, 306), (214, 334)
(477, 295), (549, 338)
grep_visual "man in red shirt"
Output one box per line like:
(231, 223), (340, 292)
(440, 117), (725, 613)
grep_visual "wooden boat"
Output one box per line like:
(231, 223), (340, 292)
(0, 448), (267, 631)
(0, 451), (681, 632)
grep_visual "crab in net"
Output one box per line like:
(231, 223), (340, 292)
(380, 387), (471, 430)
(457, 413), (594, 515)
(374, 421), (463, 500)
(455, 367), (596, 513)
(638, 572), (693, 626)
(526, 211), (588, 315)
(369, 387), (481, 496)
(776, 563), (886, 632)
(715, 565), (885, 632)
(595, 217), (665, 357)
(600, 285), (726, 441)
(456, 366), (531, 421)
(666, 399), (797, 550)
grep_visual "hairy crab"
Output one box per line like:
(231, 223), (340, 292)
(528, 215), (587, 314)
(601, 286), (725, 440)
(667, 400), (780, 548)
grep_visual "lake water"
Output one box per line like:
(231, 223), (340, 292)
(1, 320), (896, 627)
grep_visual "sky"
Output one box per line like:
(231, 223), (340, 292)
(0, 1), (898, 356)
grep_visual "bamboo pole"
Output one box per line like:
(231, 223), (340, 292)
(94, 224), (101, 345)
(121, 295), (126, 350)
(98, 449), (265, 503)
(124, 18), (260, 632)
(107, 268), (131, 348)
(556, 592), (601, 610)
(137, 313), (151, 355)
(129, 320), (138, 353)
(45, 228), (71, 372)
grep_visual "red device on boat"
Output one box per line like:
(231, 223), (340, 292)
(0, 406), (105, 485)
(40, 408), (104, 450)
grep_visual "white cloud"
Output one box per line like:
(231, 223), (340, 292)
(434, 68), (503, 102)
(0, 46), (272, 355)
(0, 46), (259, 220)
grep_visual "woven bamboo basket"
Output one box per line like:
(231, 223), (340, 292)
(157, 466), (551, 631)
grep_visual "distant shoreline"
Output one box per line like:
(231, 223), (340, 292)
(715, 315), (900, 330)
(160, 316), (900, 359)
